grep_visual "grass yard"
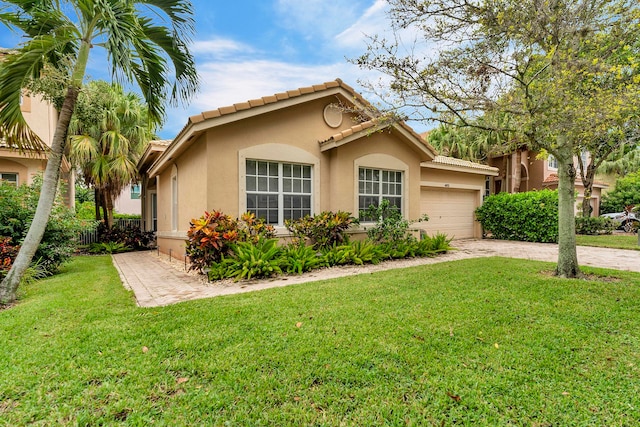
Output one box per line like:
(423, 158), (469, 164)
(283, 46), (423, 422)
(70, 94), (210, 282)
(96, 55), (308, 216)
(1, 256), (639, 426)
(576, 233), (640, 251)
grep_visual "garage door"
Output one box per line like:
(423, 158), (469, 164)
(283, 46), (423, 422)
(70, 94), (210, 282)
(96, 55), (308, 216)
(420, 188), (478, 239)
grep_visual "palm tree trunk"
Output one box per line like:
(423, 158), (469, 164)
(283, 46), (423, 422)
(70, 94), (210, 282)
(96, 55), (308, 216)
(555, 137), (580, 278)
(581, 163), (595, 217)
(0, 86), (80, 304)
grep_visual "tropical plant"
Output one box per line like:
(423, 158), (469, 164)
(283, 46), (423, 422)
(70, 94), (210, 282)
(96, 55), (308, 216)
(69, 80), (153, 227)
(88, 241), (131, 255)
(285, 211), (358, 250)
(186, 211), (240, 273)
(225, 240), (283, 281)
(280, 244), (324, 275)
(574, 216), (616, 236)
(0, 0), (198, 304)
(361, 199), (428, 243)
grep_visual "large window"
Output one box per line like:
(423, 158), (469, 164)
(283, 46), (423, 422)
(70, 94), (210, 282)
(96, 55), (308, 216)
(0, 173), (18, 186)
(358, 167), (403, 219)
(246, 160), (312, 225)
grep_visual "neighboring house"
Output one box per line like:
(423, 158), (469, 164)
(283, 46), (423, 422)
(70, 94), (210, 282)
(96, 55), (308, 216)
(487, 149), (607, 215)
(138, 79), (498, 258)
(113, 183), (142, 216)
(0, 86), (76, 209)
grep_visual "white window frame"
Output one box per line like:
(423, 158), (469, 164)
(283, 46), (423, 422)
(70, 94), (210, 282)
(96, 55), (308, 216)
(358, 167), (403, 220)
(238, 144), (320, 232)
(354, 154), (409, 223)
(548, 155), (558, 170)
(0, 172), (18, 186)
(245, 160), (313, 225)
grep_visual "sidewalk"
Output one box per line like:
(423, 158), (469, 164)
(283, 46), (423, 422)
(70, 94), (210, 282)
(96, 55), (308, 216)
(112, 239), (640, 308)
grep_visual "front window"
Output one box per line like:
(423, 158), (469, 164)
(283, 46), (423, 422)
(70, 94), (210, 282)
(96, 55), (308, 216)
(0, 173), (18, 186)
(358, 167), (403, 220)
(246, 160), (312, 225)
(548, 155), (558, 169)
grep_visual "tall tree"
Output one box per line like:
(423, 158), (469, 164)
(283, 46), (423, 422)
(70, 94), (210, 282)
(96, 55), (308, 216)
(69, 80), (152, 227)
(0, 0), (198, 304)
(355, 0), (640, 277)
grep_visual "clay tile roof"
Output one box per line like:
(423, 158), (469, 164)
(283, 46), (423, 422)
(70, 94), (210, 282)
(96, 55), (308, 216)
(431, 155), (498, 172)
(543, 173), (559, 184)
(184, 79), (364, 127)
(320, 120), (377, 144)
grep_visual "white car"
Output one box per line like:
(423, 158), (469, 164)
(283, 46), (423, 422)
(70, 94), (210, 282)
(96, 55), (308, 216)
(601, 212), (639, 232)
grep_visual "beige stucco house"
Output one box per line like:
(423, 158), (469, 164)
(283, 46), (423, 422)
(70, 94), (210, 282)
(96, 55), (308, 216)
(138, 79), (498, 258)
(0, 90), (76, 208)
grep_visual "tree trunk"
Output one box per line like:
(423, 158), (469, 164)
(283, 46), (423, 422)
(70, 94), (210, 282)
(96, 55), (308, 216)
(555, 138), (580, 278)
(581, 163), (595, 217)
(105, 191), (114, 229)
(94, 188), (102, 221)
(513, 149), (522, 192)
(0, 86), (80, 304)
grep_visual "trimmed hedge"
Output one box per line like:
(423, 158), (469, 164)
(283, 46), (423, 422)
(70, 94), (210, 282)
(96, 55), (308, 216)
(475, 190), (558, 243)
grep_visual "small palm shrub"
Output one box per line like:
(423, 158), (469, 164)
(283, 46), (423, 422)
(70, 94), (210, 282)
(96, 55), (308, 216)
(88, 241), (132, 254)
(281, 244), (324, 275)
(285, 211), (358, 250)
(223, 239), (283, 281)
(348, 240), (384, 265)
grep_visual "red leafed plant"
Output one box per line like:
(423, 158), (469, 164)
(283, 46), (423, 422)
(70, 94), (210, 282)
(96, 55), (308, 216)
(0, 237), (20, 278)
(186, 211), (239, 272)
(185, 211), (276, 272)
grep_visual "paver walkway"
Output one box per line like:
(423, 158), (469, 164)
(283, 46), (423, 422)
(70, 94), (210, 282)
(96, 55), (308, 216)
(112, 239), (640, 307)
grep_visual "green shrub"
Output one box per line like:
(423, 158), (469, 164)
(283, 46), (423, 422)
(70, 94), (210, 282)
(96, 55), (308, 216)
(0, 179), (83, 275)
(600, 172), (640, 214)
(285, 211), (358, 250)
(575, 216), (617, 235)
(281, 244), (324, 275)
(475, 190), (559, 243)
(361, 199), (428, 243)
(224, 239), (283, 280)
(348, 240), (384, 265)
(88, 241), (132, 254)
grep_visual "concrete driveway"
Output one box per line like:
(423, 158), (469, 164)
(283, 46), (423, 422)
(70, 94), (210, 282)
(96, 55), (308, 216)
(112, 239), (639, 307)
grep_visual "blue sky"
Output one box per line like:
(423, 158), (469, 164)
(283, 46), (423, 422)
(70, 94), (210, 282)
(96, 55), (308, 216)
(0, 0), (429, 138)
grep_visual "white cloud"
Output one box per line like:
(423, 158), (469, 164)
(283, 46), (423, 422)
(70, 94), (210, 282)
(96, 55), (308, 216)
(191, 38), (255, 58)
(335, 0), (389, 50)
(275, 0), (368, 41)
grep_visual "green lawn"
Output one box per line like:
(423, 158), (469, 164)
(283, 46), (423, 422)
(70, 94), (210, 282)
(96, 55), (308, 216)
(576, 233), (640, 251)
(1, 256), (639, 426)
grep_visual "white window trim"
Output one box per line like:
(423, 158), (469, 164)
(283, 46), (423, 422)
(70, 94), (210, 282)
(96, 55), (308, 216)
(548, 155), (558, 170)
(239, 144), (320, 231)
(354, 154), (409, 222)
(0, 172), (18, 186)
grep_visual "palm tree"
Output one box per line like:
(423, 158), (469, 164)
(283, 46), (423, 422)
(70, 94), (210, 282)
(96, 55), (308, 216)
(69, 80), (152, 227)
(0, 0), (198, 304)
